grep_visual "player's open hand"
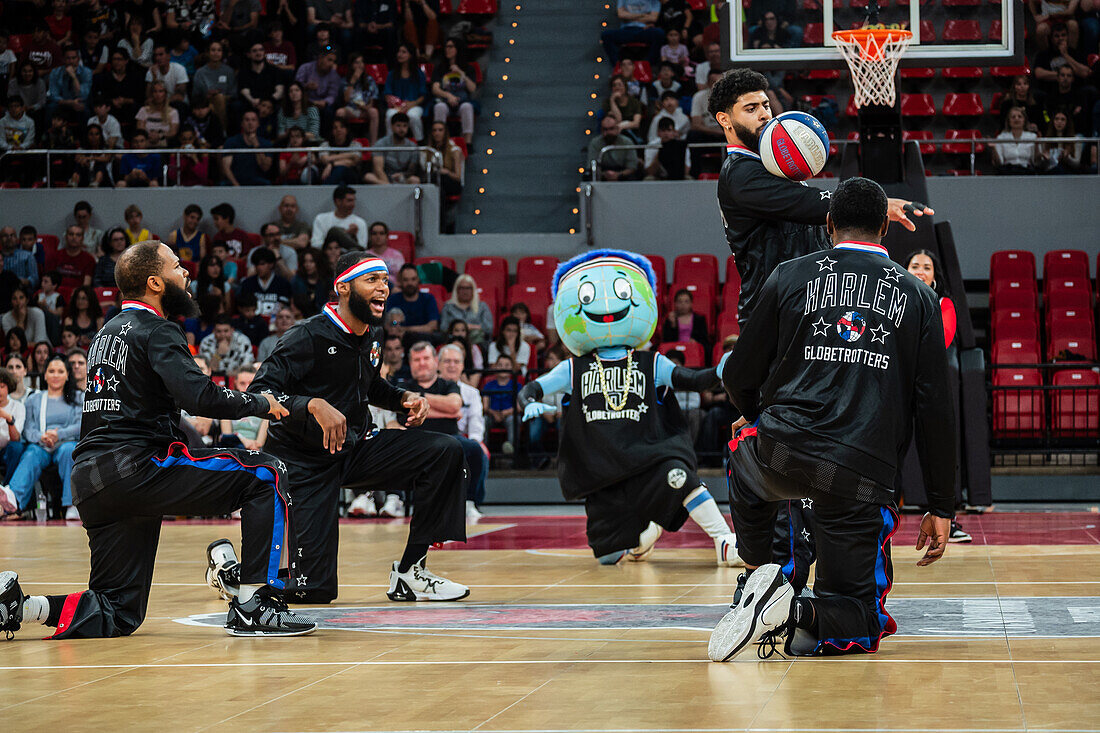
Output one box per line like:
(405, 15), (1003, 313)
(308, 398), (347, 453)
(403, 393), (430, 426)
(522, 402), (552, 422)
(914, 512), (951, 566)
(887, 198), (934, 232)
(261, 393), (290, 421)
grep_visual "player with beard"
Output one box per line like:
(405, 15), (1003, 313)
(205, 251), (470, 605)
(0, 241), (318, 640)
(706, 69), (933, 602)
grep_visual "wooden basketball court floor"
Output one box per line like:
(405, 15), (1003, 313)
(2, 511), (1100, 733)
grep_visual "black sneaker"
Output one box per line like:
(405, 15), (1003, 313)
(0, 570), (25, 640)
(224, 586), (317, 637)
(949, 520), (972, 543)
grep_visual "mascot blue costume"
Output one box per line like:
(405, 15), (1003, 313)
(518, 250), (743, 566)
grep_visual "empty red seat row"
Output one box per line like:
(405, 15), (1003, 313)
(993, 368), (1100, 438)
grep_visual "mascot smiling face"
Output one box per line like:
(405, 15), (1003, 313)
(551, 249), (659, 356)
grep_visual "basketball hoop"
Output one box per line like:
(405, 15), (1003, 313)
(832, 28), (913, 108)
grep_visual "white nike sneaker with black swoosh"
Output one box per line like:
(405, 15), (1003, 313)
(708, 563), (794, 662)
(386, 558), (470, 601)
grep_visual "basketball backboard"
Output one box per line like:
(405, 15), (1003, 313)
(721, 0), (1025, 69)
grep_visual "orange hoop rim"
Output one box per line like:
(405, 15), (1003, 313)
(831, 28), (913, 44)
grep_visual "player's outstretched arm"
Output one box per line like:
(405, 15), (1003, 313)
(887, 198), (934, 232)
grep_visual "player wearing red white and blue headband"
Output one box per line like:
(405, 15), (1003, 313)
(334, 256), (389, 284)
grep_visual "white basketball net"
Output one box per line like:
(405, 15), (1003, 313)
(833, 30), (913, 108)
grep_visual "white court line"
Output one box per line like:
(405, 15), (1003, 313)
(20, 580), (1100, 588)
(3, 658), (1099, 671)
(281, 728), (1100, 733)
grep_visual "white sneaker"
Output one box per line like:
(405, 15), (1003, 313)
(379, 494), (404, 517)
(627, 522), (662, 562)
(0, 485), (17, 516)
(349, 493), (378, 517)
(501, 441), (514, 455)
(64, 505), (80, 521)
(708, 564), (794, 662)
(386, 558), (470, 601)
(465, 500), (483, 523)
(715, 533), (746, 567)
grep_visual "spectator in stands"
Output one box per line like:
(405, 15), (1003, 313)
(338, 52), (381, 143)
(426, 120), (464, 224)
(239, 245), (293, 317)
(45, 0), (72, 45)
(295, 47), (341, 116)
(239, 41), (285, 118)
(697, 333), (739, 465)
(1046, 64), (1093, 131)
(34, 270), (64, 318)
(4, 354), (31, 404)
(315, 117), (364, 184)
(1000, 75), (1044, 132)
(0, 368), (27, 479)
(136, 81), (180, 147)
(362, 221), (401, 281)
(79, 29), (109, 76)
(587, 115), (640, 181)
(172, 125), (214, 184)
(231, 292), (270, 345)
(92, 50), (144, 123)
(381, 332), (410, 379)
(386, 263), (440, 337)
(48, 226), (95, 289)
(993, 106), (1040, 174)
(904, 249), (956, 350)
(1040, 108), (1085, 172)
(200, 314), (256, 374)
(308, 0), (355, 49)
(3, 333), (29, 368)
(403, 0), (440, 61)
(123, 204), (152, 244)
(0, 33), (16, 87)
(45, 46), (92, 122)
(257, 305), (296, 361)
(481, 353), (518, 453)
(441, 274), (493, 343)
(146, 45), (190, 108)
(647, 62), (683, 110)
(190, 279), (227, 338)
(312, 183), (368, 248)
(3, 288), (49, 351)
(747, 0), (802, 47)
(660, 27), (692, 76)
(71, 202), (102, 256)
(306, 25), (344, 64)
(603, 75), (644, 143)
(210, 202), (253, 258)
(217, 366), (270, 450)
(272, 194), (312, 251)
(431, 38), (479, 145)
(165, 0), (217, 44)
(0, 97), (36, 185)
(446, 319), (483, 380)
(210, 241), (241, 283)
(98, 229), (130, 278)
(66, 348), (86, 392)
(59, 326), (80, 352)
(7, 64), (46, 127)
(602, 0), (665, 64)
(0, 355), (82, 520)
(42, 110), (79, 182)
(24, 22), (63, 78)
(384, 42), (428, 139)
(365, 111), (423, 184)
(222, 109), (273, 185)
(263, 21), (298, 76)
(87, 96), (121, 148)
(320, 236), (344, 275)
(434, 343), (490, 521)
(644, 116), (689, 179)
(0, 250), (21, 312)
(278, 80), (321, 141)
(488, 315), (530, 376)
(510, 302), (545, 353)
(184, 95), (226, 148)
(647, 89), (690, 140)
(662, 287), (709, 352)
(688, 67), (725, 174)
(0, 226), (37, 290)
(62, 286), (103, 347)
(356, 0), (399, 61)
(215, 0), (263, 53)
(92, 227), (127, 287)
(1033, 23), (1091, 94)
(1031, 0), (1081, 50)
(694, 42), (723, 87)
(17, 227), (44, 275)
(254, 220), (298, 278)
(29, 342), (52, 389)
(191, 40), (236, 129)
(292, 248), (330, 313)
(617, 58), (645, 100)
(662, 347), (703, 441)
(118, 16), (154, 69)
(170, 35), (199, 76)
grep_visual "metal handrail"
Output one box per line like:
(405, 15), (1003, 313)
(592, 136), (1100, 178)
(0, 145), (444, 187)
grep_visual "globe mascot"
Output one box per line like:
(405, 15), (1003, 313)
(517, 250), (743, 566)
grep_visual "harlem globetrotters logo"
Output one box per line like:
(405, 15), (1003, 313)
(836, 310), (867, 342)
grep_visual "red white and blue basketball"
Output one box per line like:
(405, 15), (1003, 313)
(759, 111), (830, 181)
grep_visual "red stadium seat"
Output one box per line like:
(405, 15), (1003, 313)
(900, 94), (936, 118)
(451, 136), (468, 158)
(919, 20), (936, 43)
(712, 342), (729, 366)
(507, 283), (551, 332)
(800, 94), (838, 109)
(614, 60), (653, 83)
(365, 63), (388, 86)
(1048, 322), (1096, 360)
(1047, 306), (1094, 332)
(844, 97), (859, 118)
(992, 309), (1039, 341)
(515, 256), (559, 286)
(1046, 278), (1092, 311)
(903, 130), (935, 155)
(943, 93), (984, 117)
(93, 287), (119, 309)
(1051, 369), (1100, 438)
(804, 68), (842, 81)
(464, 256), (508, 305)
(942, 66), (983, 80)
(899, 67), (936, 80)
(644, 254), (667, 298)
(419, 284), (448, 313)
(803, 23), (824, 45)
(669, 282), (716, 332)
(991, 338), (1040, 364)
(658, 341), (706, 368)
(725, 255), (742, 290)
(476, 286), (500, 318)
(990, 64), (1030, 79)
(991, 250), (1036, 281)
(37, 234), (60, 253)
(0, 182), (19, 189)
(414, 256), (457, 270)
(387, 231), (415, 262)
(457, 0), (497, 14)
(942, 0), (980, 6)
(992, 368), (1044, 438)
(717, 309), (740, 339)
(181, 261), (198, 280)
(673, 253), (719, 292)
(720, 279), (741, 315)
(420, 62), (433, 80)
(942, 129), (986, 154)
(991, 278), (1038, 312)
(943, 20), (982, 43)
(468, 61), (484, 84)
(1043, 249), (1090, 281)
(696, 172), (720, 180)
(989, 19), (1003, 42)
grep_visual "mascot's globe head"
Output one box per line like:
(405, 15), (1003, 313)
(551, 249), (658, 356)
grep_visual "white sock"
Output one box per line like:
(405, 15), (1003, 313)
(23, 595), (49, 624)
(683, 487), (733, 539)
(237, 584), (260, 603)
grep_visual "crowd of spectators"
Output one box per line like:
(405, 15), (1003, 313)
(0, 0), (489, 193)
(590, 0), (1100, 179)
